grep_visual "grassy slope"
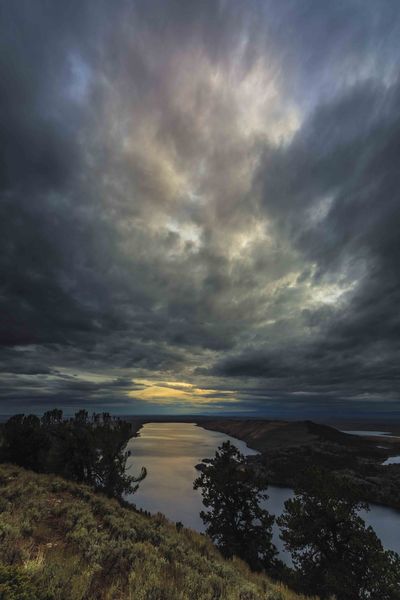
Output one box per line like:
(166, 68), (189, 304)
(0, 464), (314, 600)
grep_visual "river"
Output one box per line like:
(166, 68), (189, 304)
(125, 422), (400, 563)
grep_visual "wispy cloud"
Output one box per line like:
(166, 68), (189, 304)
(1, 1), (400, 415)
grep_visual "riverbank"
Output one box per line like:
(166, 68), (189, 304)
(126, 421), (400, 560)
(197, 419), (400, 511)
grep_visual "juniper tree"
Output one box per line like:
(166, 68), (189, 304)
(0, 410), (146, 500)
(277, 468), (400, 600)
(194, 440), (277, 572)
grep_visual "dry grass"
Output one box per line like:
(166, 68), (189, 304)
(0, 464), (317, 600)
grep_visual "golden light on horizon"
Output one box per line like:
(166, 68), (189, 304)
(129, 379), (238, 405)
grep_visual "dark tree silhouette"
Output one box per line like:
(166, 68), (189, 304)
(194, 441), (277, 572)
(1, 414), (50, 472)
(0, 410), (146, 500)
(90, 412), (146, 498)
(277, 468), (400, 600)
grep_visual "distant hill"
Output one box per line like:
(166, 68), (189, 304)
(199, 419), (370, 452)
(200, 419), (400, 511)
(0, 463), (313, 600)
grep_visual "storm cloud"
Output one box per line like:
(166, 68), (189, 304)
(1, 0), (400, 416)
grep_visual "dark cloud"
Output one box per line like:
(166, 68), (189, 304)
(1, 0), (400, 415)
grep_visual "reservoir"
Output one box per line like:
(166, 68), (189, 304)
(383, 456), (400, 465)
(341, 430), (396, 437)
(125, 422), (400, 562)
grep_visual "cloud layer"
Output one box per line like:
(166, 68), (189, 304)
(1, 0), (400, 416)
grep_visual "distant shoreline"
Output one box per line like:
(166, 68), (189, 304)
(124, 416), (400, 513)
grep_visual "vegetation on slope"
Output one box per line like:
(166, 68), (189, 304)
(0, 464), (313, 600)
(0, 410), (146, 499)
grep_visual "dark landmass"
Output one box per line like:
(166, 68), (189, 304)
(123, 415), (400, 511)
(198, 419), (400, 511)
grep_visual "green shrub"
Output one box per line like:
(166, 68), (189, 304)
(0, 565), (48, 600)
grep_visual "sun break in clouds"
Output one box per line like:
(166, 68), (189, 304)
(1, 1), (400, 417)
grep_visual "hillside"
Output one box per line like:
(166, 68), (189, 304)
(0, 464), (313, 600)
(200, 419), (376, 452)
(200, 419), (400, 510)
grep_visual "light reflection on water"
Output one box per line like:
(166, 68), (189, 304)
(125, 422), (400, 562)
(341, 430), (400, 439)
(125, 422), (258, 531)
(383, 455), (400, 465)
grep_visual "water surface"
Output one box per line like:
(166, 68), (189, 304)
(126, 422), (400, 561)
(125, 422), (258, 530)
(383, 455), (400, 465)
(341, 430), (395, 437)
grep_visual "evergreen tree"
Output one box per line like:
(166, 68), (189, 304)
(194, 441), (277, 571)
(91, 412), (146, 498)
(1, 414), (50, 471)
(277, 468), (400, 600)
(0, 410), (146, 500)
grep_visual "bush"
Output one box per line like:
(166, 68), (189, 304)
(0, 565), (48, 600)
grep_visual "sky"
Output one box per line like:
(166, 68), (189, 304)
(1, 0), (400, 418)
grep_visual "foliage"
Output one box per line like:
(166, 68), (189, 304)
(0, 410), (146, 499)
(0, 464), (312, 600)
(277, 468), (400, 600)
(194, 441), (278, 572)
(0, 565), (50, 600)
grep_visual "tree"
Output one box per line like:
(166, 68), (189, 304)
(0, 410), (146, 500)
(277, 468), (400, 600)
(41, 409), (63, 427)
(194, 441), (277, 571)
(1, 414), (50, 471)
(91, 412), (146, 498)
(52, 410), (98, 484)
